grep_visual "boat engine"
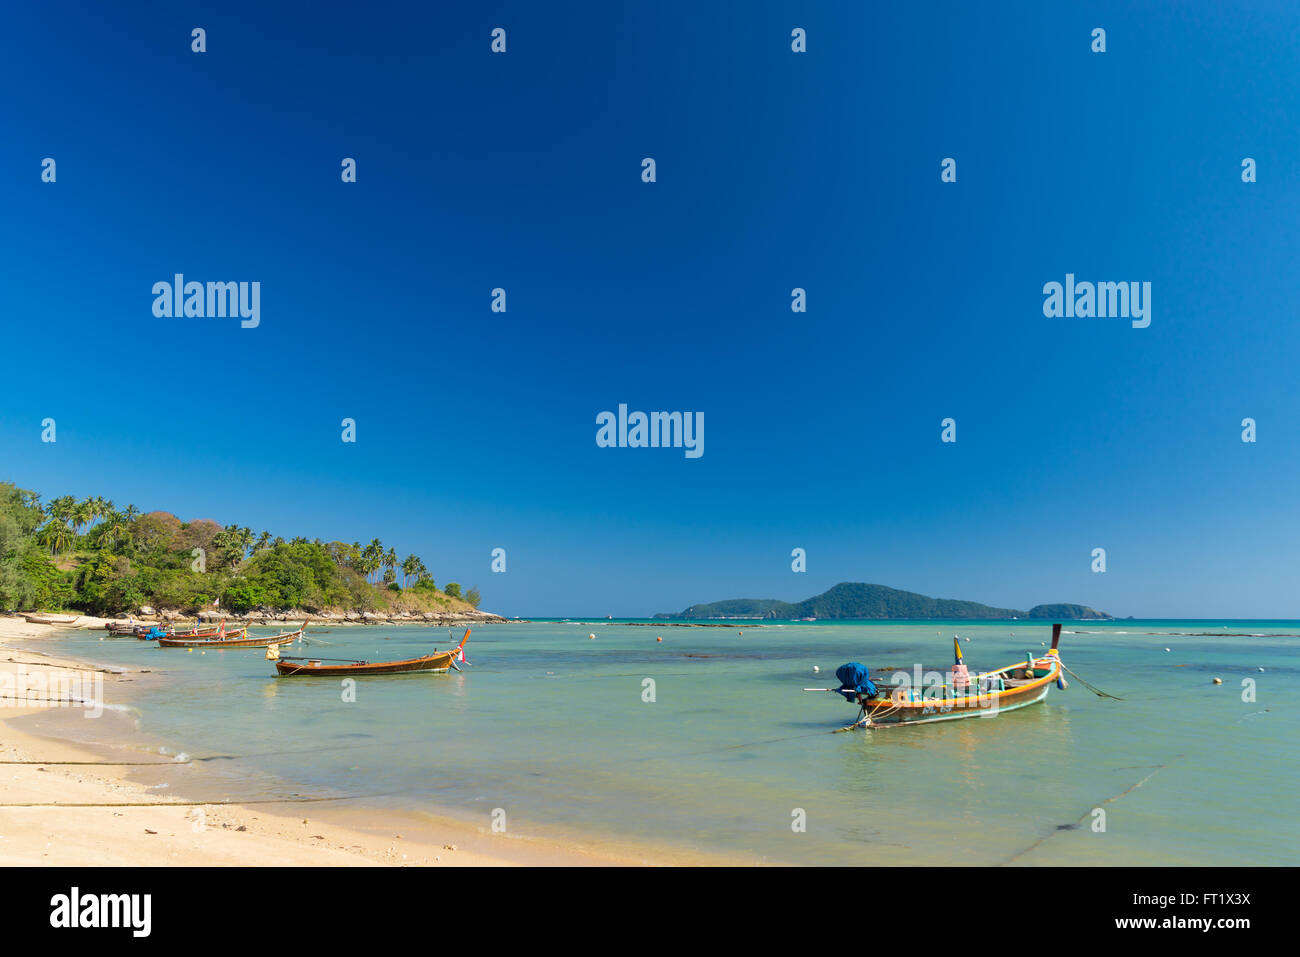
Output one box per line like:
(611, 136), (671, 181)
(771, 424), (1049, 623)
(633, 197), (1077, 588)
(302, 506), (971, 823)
(834, 662), (878, 703)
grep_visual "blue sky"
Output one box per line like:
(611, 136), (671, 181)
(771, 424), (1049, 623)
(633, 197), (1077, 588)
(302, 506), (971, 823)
(3, 2), (1299, 617)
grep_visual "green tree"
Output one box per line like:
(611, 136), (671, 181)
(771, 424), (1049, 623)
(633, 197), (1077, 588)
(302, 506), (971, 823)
(400, 554), (419, 588)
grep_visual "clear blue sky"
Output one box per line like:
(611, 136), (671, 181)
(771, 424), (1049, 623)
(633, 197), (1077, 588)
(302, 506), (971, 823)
(3, 2), (1299, 618)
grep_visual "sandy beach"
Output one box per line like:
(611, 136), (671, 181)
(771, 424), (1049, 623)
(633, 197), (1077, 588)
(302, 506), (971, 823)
(0, 615), (669, 867)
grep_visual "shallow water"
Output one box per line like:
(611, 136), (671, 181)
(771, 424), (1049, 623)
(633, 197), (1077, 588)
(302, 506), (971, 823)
(34, 620), (1299, 865)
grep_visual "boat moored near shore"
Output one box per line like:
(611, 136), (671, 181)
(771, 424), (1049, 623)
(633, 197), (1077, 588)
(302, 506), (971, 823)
(270, 629), (468, 676)
(813, 623), (1068, 730)
(156, 621), (299, 647)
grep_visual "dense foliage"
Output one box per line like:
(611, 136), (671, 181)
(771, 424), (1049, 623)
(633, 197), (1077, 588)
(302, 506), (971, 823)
(0, 482), (483, 615)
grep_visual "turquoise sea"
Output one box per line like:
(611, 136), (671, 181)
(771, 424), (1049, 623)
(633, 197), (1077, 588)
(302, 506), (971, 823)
(31, 620), (1299, 865)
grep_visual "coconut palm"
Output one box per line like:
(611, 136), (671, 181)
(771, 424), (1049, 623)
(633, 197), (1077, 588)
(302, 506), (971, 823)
(363, 539), (384, 583)
(97, 509), (129, 549)
(401, 554), (419, 588)
(37, 520), (75, 555)
(46, 495), (76, 527)
(71, 499), (94, 535)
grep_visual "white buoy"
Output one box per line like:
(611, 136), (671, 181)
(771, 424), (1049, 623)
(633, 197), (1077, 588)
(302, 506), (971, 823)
(813, 665), (820, 673)
(1212, 677), (1222, 685)
(1165, 648), (1171, 652)
(588, 633), (596, 640)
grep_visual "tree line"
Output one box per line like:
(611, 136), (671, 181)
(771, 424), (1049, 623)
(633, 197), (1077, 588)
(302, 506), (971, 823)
(0, 482), (480, 615)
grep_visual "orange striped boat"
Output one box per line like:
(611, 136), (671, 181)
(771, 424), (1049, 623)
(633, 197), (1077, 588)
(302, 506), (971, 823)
(155, 620), (283, 647)
(271, 629), (468, 676)
(818, 623), (1068, 730)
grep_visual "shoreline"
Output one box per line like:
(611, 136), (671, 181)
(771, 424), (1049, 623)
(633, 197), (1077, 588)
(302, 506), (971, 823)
(0, 616), (736, 866)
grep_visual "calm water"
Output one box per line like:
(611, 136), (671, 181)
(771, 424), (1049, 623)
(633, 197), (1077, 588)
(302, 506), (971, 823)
(35, 620), (1299, 865)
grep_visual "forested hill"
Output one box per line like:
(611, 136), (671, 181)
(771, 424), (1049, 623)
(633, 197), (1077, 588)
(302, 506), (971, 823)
(0, 481), (483, 617)
(656, 582), (1110, 620)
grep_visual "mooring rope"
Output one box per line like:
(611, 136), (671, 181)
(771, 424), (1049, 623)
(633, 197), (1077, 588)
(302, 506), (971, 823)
(1060, 662), (1124, 700)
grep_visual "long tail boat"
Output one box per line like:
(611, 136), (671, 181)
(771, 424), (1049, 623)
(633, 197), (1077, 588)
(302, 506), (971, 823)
(144, 621), (224, 640)
(24, 614), (80, 625)
(271, 629), (469, 677)
(810, 623), (1068, 730)
(155, 620), (281, 647)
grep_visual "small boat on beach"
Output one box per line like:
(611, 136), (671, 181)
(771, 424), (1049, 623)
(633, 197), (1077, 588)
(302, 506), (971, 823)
(810, 623), (1068, 730)
(271, 629), (469, 677)
(24, 614), (80, 625)
(155, 621), (281, 647)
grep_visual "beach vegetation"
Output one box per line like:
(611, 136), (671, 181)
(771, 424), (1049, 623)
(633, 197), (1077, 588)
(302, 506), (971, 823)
(0, 481), (480, 616)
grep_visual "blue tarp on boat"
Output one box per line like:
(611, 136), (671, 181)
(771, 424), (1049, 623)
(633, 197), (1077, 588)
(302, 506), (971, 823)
(835, 662), (878, 702)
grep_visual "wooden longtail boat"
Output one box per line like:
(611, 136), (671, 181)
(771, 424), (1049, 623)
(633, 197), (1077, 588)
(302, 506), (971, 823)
(24, 614), (80, 625)
(816, 623), (1068, 730)
(143, 622), (225, 640)
(155, 621), (279, 647)
(272, 629), (469, 677)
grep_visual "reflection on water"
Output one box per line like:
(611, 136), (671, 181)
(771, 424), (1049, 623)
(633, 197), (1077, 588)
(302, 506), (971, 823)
(31, 619), (1300, 865)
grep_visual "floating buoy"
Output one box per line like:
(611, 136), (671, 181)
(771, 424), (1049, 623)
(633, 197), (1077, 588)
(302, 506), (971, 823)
(813, 665), (820, 673)
(738, 631), (743, 636)
(1212, 677), (1222, 685)
(588, 633), (596, 640)
(187, 648), (193, 653)
(1259, 667), (1265, 672)
(1165, 648), (1171, 652)
(656, 636), (662, 642)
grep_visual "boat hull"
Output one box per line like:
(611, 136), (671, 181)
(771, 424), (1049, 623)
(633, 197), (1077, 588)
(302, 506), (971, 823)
(851, 653), (1062, 729)
(275, 651), (456, 676)
(24, 614), (79, 625)
(156, 629), (288, 647)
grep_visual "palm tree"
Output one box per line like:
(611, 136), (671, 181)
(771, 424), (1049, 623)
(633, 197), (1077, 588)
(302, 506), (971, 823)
(46, 495), (76, 527)
(384, 547), (397, 581)
(71, 498), (94, 535)
(89, 496), (112, 527)
(363, 539), (383, 584)
(401, 555), (419, 588)
(97, 509), (128, 549)
(255, 531), (271, 552)
(37, 520), (75, 555)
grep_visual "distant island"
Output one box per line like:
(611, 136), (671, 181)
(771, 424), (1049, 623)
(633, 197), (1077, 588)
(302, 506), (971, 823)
(655, 582), (1111, 620)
